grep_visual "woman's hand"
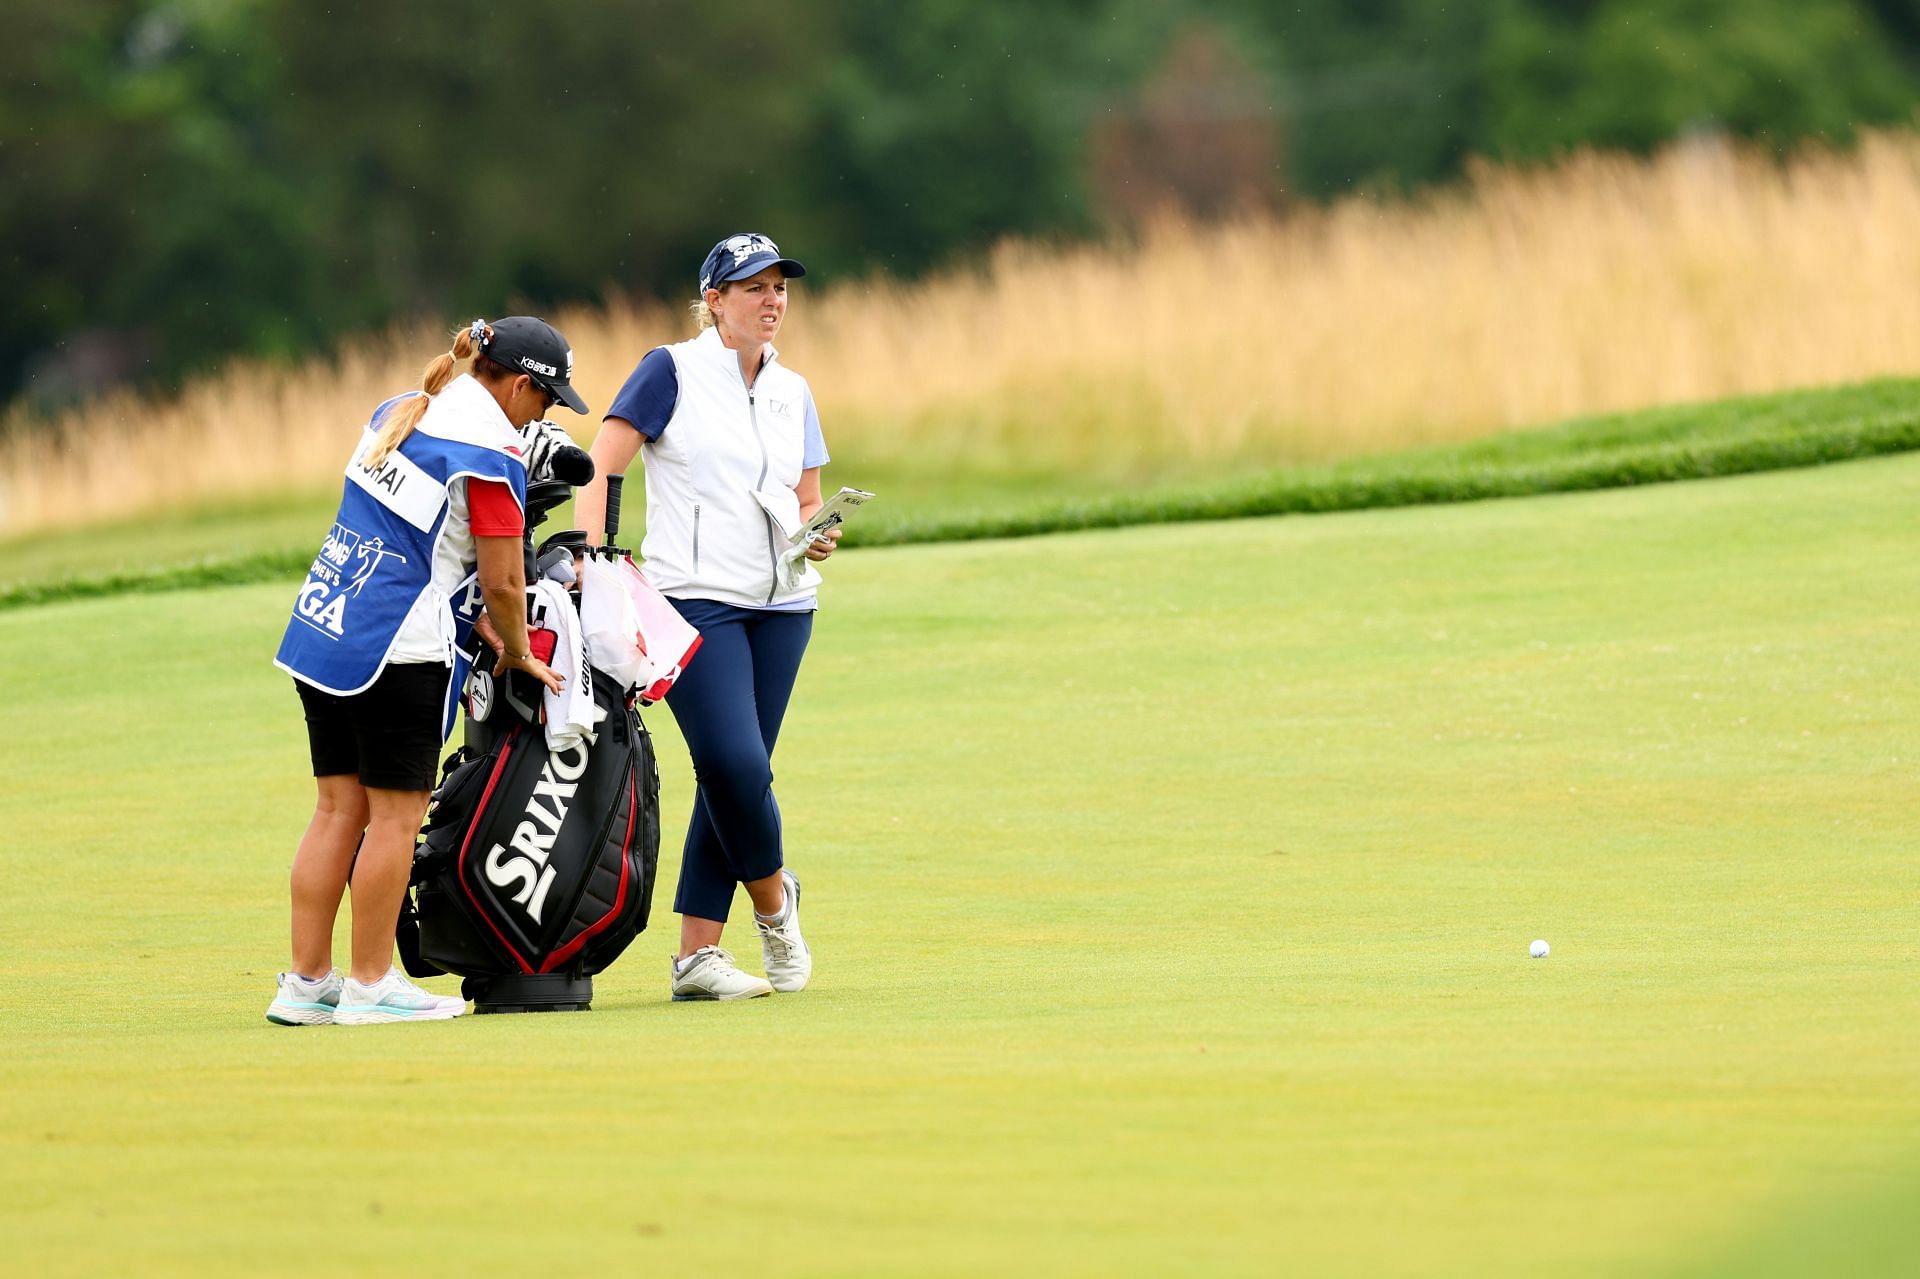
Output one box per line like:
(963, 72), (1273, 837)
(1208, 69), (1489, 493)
(803, 526), (842, 562)
(794, 466), (838, 562)
(494, 648), (565, 696)
(476, 611), (562, 693)
(474, 612), (505, 658)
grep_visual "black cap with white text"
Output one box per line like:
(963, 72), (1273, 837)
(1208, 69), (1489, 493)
(480, 316), (588, 415)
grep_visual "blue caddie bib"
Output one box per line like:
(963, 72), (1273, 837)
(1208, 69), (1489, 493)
(276, 392), (526, 698)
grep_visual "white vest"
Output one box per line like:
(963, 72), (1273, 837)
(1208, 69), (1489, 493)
(640, 327), (822, 607)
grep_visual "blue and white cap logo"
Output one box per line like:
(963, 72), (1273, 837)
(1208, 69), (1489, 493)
(727, 233), (777, 266)
(699, 232), (806, 294)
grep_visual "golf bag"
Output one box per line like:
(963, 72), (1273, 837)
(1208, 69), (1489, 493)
(397, 461), (662, 1013)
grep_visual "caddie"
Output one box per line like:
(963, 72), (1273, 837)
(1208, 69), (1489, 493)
(266, 316), (585, 1026)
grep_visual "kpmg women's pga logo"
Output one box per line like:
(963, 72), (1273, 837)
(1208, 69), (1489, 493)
(294, 522), (407, 639)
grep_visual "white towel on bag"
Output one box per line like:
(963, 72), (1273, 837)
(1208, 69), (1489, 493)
(528, 578), (603, 752)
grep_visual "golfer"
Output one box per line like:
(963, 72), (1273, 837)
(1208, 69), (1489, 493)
(574, 233), (834, 1001)
(267, 317), (586, 1025)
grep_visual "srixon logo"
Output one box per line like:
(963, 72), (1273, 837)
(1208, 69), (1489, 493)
(483, 741), (589, 924)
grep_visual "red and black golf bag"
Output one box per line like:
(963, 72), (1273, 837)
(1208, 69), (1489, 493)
(397, 465), (662, 1013)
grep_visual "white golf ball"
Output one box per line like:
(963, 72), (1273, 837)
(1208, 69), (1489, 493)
(1529, 939), (1551, 959)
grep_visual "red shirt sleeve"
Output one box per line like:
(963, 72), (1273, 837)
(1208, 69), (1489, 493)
(467, 478), (525, 537)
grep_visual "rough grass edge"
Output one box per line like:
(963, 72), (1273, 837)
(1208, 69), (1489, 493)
(6, 390), (1917, 612)
(868, 409), (1920, 545)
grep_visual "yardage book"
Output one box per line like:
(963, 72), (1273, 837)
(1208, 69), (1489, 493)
(753, 485), (875, 593)
(791, 485), (875, 548)
(753, 485), (874, 550)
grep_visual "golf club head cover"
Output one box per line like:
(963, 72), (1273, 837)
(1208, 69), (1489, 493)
(537, 546), (578, 586)
(521, 419), (594, 486)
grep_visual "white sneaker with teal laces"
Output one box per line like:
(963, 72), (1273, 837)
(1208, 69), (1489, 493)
(334, 969), (467, 1024)
(266, 970), (343, 1026)
(754, 870), (812, 993)
(670, 946), (773, 1001)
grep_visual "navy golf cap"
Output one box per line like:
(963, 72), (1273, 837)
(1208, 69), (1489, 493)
(698, 233), (807, 296)
(479, 315), (588, 415)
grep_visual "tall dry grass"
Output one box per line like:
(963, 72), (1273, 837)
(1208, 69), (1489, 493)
(10, 130), (1920, 536)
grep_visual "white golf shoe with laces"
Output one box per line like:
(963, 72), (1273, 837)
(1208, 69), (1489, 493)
(670, 946), (773, 1001)
(266, 970), (343, 1026)
(754, 869), (812, 993)
(333, 968), (467, 1024)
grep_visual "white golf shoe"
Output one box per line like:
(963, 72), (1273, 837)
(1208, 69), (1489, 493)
(265, 970), (343, 1026)
(670, 946), (773, 1001)
(754, 870), (812, 993)
(334, 969), (467, 1024)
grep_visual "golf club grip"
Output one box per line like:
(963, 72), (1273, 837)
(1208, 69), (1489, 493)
(604, 474), (624, 543)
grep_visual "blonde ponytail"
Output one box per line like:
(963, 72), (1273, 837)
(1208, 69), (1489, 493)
(365, 322), (484, 468)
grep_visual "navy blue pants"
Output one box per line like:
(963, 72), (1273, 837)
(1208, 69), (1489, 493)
(664, 598), (813, 923)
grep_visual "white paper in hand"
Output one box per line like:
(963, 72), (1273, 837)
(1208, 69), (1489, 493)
(791, 486), (874, 547)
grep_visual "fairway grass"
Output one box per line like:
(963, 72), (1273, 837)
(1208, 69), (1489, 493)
(2, 458), (1916, 1276)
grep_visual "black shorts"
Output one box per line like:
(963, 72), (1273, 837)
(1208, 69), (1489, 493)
(296, 662), (450, 792)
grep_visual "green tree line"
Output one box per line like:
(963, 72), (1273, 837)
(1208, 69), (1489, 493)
(4, 0), (1917, 412)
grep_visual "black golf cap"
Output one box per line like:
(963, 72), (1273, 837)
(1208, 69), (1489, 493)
(480, 316), (588, 415)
